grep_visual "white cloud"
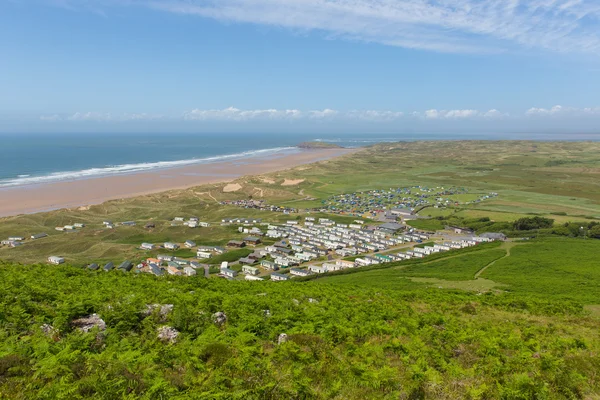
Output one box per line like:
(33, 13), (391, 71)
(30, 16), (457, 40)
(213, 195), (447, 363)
(183, 107), (304, 121)
(309, 109), (338, 119)
(52, 0), (600, 54)
(525, 105), (600, 117)
(422, 109), (484, 119)
(67, 112), (113, 121)
(40, 112), (164, 122)
(348, 110), (404, 121)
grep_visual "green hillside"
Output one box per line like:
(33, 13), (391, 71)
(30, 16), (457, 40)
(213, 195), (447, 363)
(1, 237), (600, 399)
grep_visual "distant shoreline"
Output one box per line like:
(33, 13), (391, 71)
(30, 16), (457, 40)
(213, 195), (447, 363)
(0, 148), (355, 218)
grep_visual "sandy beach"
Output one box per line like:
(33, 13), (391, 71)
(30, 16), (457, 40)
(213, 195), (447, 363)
(0, 148), (354, 218)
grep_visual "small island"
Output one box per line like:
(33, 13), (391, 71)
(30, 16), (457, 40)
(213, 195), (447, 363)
(297, 141), (344, 149)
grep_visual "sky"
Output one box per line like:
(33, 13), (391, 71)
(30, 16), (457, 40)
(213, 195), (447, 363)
(1, 0), (600, 134)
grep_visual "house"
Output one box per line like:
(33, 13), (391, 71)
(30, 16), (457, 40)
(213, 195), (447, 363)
(121, 221), (136, 226)
(221, 268), (238, 278)
(172, 257), (190, 266)
(213, 246), (226, 254)
(146, 258), (161, 265)
(103, 221), (113, 226)
(197, 251), (213, 259)
(8, 236), (24, 241)
(87, 263), (99, 271)
(242, 265), (260, 275)
(245, 275), (264, 281)
(168, 265), (182, 275)
(118, 261), (134, 272)
(227, 240), (246, 248)
(289, 268), (312, 277)
(185, 240), (196, 248)
(244, 236), (262, 245)
(55, 227), (66, 232)
(74, 223), (85, 228)
(31, 233), (48, 240)
(260, 260), (278, 270)
(141, 243), (154, 251)
(47, 256), (65, 265)
(239, 257), (256, 265)
(270, 273), (290, 281)
(183, 266), (197, 276)
(379, 222), (404, 233)
(164, 242), (179, 250)
(220, 262), (229, 270)
(157, 254), (173, 262)
(448, 226), (475, 235)
(149, 264), (164, 276)
(103, 262), (114, 271)
(199, 222), (211, 227)
(307, 265), (328, 274)
(481, 232), (507, 241)
(336, 260), (355, 269)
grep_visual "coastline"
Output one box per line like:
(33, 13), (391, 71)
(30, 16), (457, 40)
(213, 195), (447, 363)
(0, 148), (355, 218)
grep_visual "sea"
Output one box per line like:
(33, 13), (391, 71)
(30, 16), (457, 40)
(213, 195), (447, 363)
(1, 132), (599, 188)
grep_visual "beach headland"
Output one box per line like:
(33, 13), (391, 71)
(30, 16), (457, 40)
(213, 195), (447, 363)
(0, 147), (355, 218)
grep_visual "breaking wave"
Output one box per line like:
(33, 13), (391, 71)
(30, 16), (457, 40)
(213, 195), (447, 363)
(0, 147), (297, 188)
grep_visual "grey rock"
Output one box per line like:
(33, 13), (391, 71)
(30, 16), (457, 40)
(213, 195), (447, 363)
(157, 326), (179, 344)
(212, 311), (227, 326)
(72, 314), (106, 333)
(278, 333), (288, 345)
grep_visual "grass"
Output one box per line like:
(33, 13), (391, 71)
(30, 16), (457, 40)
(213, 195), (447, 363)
(399, 248), (507, 280)
(313, 237), (600, 305)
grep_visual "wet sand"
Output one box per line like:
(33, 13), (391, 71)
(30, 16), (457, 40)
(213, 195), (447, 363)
(0, 148), (354, 217)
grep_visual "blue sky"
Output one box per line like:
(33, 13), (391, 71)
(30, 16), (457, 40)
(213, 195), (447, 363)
(2, 0), (600, 133)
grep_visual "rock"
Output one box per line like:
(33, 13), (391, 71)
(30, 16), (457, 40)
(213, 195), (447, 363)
(308, 298), (319, 304)
(278, 333), (288, 345)
(157, 326), (179, 344)
(40, 323), (58, 337)
(212, 312), (227, 326)
(143, 304), (174, 321)
(71, 314), (106, 333)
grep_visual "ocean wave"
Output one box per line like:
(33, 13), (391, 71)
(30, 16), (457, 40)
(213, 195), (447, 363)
(0, 147), (297, 188)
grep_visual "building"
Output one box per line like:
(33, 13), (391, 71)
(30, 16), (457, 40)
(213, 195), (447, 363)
(157, 254), (173, 262)
(290, 268), (312, 277)
(164, 242), (180, 250)
(31, 233), (48, 240)
(149, 264), (164, 276)
(185, 240), (196, 248)
(227, 240), (246, 248)
(243, 236), (262, 245)
(141, 243), (154, 251)
(103, 262), (114, 271)
(47, 256), (64, 265)
(481, 232), (507, 241)
(197, 251), (213, 259)
(336, 260), (355, 269)
(118, 261), (134, 272)
(270, 273), (290, 281)
(121, 221), (136, 226)
(242, 265), (260, 275)
(245, 275), (264, 281)
(221, 268), (238, 278)
(183, 266), (197, 276)
(260, 260), (278, 270)
(239, 257), (256, 265)
(378, 222), (404, 233)
(308, 265), (328, 274)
